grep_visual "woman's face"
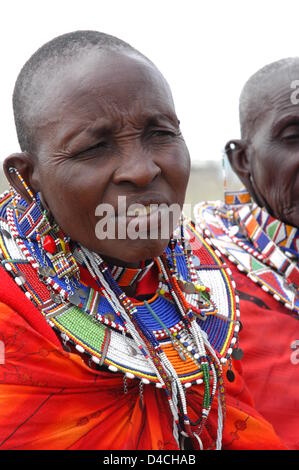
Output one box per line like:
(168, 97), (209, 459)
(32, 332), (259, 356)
(243, 68), (299, 228)
(29, 50), (191, 264)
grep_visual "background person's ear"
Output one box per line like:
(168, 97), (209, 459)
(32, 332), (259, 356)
(3, 152), (39, 204)
(224, 139), (251, 188)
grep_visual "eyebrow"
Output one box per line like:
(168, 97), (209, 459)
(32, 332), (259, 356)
(62, 118), (115, 150)
(64, 112), (180, 147)
(144, 113), (180, 127)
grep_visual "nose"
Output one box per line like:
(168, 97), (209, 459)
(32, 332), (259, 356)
(112, 151), (162, 188)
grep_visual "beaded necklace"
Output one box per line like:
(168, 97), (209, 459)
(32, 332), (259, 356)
(0, 189), (241, 449)
(106, 259), (155, 288)
(194, 193), (299, 315)
(253, 205), (299, 259)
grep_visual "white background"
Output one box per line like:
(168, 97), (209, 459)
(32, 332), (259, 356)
(1, 0), (299, 163)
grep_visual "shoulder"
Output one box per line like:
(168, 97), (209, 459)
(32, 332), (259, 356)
(0, 263), (62, 348)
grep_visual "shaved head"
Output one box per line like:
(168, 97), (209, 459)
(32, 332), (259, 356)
(5, 30), (190, 263)
(227, 57), (299, 227)
(239, 57), (299, 139)
(13, 30), (146, 154)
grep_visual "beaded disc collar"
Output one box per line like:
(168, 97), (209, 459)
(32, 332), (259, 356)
(0, 191), (239, 377)
(194, 190), (299, 315)
(0, 188), (241, 449)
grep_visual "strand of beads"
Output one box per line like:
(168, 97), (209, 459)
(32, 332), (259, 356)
(80, 248), (175, 390)
(160, 245), (226, 447)
(78, 245), (184, 446)
(80, 245), (219, 447)
(144, 297), (222, 447)
(179, 215), (192, 282)
(89, 250), (190, 435)
(79, 246), (167, 378)
(156, 253), (219, 443)
(6, 206), (69, 302)
(197, 324), (226, 449)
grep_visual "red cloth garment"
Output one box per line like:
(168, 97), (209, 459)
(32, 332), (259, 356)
(228, 260), (299, 449)
(0, 264), (285, 450)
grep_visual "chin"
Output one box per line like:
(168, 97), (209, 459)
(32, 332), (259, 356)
(283, 212), (299, 229)
(278, 201), (299, 228)
(107, 238), (170, 264)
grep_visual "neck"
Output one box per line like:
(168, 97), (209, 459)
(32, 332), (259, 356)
(100, 254), (156, 291)
(101, 255), (142, 269)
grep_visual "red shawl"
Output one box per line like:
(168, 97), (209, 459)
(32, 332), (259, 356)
(227, 261), (299, 449)
(0, 265), (285, 450)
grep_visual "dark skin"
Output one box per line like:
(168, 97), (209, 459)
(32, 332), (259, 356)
(4, 50), (191, 278)
(225, 66), (299, 228)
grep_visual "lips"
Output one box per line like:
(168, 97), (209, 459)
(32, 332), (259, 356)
(119, 203), (168, 223)
(114, 197), (178, 237)
(127, 204), (159, 217)
(94, 193), (180, 237)
(115, 195), (172, 217)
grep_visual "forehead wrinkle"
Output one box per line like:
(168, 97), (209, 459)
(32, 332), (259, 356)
(32, 57), (176, 153)
(244, 77), (299, 139)
(60, 116), (118, 148)
(42, 74), (174, 132)
(260, 86), (299, 133)
(240, 60), (299, 137)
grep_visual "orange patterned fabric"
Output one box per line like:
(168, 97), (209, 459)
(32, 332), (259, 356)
(0, 265), (285, 450)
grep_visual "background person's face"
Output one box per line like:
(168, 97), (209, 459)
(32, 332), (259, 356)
(31, 50), (191, 264)
(240, 68), (299, 228)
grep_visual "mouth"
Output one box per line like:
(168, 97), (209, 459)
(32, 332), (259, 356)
(115, 195), (173, 219)
(94, 194), (181, 241)
(117, 200), (180, 237)
(118, 203), (170, 231)
(126, 203), (160, 217)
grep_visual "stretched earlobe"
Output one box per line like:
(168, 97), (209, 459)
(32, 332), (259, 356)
(3, 152), (39, 203)
(224, 139), (267, 208)
(224, 139), (251, 183)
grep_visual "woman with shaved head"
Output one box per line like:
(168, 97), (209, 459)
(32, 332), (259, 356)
(195, 58), (299, 449)
(0, 31), (284, 450)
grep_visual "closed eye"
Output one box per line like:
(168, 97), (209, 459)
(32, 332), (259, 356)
(281, 133), (299, 141)
(85, 141), (109, 152)
(279, 124), (299, 141)
(73, 141), (109, 158)
(150, 129), (178, 138)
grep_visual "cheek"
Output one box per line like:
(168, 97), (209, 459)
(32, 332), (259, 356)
(251, 143), (278, 192)
(254, 147), (294, 194)
(160, 143), (191, 199)
(38, 161), (109, 235)
(251, 146), (299, 222)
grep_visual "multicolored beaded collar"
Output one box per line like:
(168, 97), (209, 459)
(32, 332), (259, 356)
(194, 190), (299, 315)
(0, 188), (241, 449)
(252, 205), (299, 260)
(107, 260), (154, 288)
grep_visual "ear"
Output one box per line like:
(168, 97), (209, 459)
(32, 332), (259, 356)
(224, 139), (251, 188)
(3, 152), (40, 204)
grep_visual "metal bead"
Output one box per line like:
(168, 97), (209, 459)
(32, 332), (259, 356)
(226, 369), (235, 382)
(50, 292), (62, 304)
(232, 348), (244, 361)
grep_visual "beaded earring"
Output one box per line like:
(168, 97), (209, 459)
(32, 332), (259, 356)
(8, 167), (79, 281)
(168, 213), (188, 276)
(168, 214), (212, 311)
(222, 148), (251, 206)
